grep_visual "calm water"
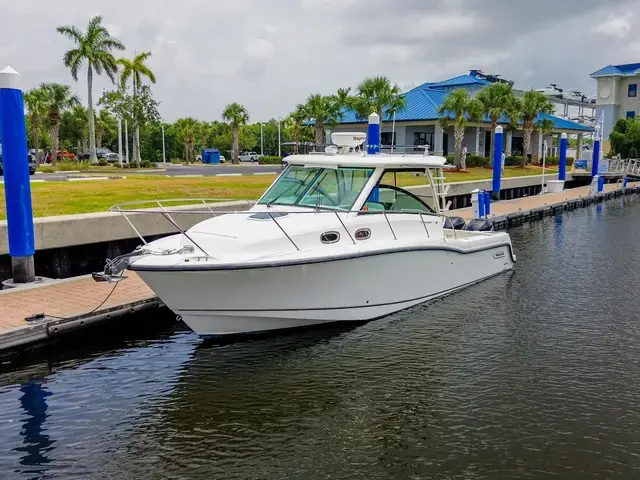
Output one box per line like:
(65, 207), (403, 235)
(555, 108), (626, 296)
(2, 195), (640, 479)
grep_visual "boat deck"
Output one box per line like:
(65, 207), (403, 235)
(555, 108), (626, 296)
(0, 182), (638, 355)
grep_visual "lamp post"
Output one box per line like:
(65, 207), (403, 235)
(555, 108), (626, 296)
(260, 122), (264, 156)
(278, 119), (281, 158)
(161, 123), (166, 163)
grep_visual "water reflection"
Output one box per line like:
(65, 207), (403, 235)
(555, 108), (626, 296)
(1, 196), (640, 478)
(15, 382), (54, 475)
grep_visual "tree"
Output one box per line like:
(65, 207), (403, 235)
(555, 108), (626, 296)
(23, 87), (48, 164)
(334, 87), (352, 110)
(302, 94), (340, 145)
(287, 105), (308, 154)
(438, 89), (483, 170)
(95, 109), (117, 148)
(175, 117), (199, 163)
(476, 83), (518, 162)
(57, 15), (125, 164)
(610, 118), (640, 158)
(118, 51), (156, 162)
(514, 91), (555, 168)
(99, 84), (160, 161)
(222, 102), (250, 164)
(41, 83), (81, 166)
(60, 104), (88, 152)
(351, 76), (406, 138)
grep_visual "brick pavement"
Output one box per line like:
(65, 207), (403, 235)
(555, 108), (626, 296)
(0, 272), (154, 336)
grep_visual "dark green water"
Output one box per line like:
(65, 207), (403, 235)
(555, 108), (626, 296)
(2, 195), (640, 479)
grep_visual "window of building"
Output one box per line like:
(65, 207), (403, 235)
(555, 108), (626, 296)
(381, 132), (396, 146)
(413, 132), (434, 151)
(627, 111), (636, 119)
(629, 84), (637, 97)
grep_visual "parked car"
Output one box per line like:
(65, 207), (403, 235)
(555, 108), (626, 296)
(0, 144), (36, 175)
(238, 151), (260, 163)
(78, 148), (113, 160)
(57, 150), (76, 160)
(105, 152), (120, 163)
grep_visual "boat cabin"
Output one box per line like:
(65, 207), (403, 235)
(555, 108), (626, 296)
(257, 149), (448, 217)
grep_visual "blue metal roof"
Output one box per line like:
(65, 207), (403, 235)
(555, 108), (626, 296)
(412, 74), (492, 90)
(590, 62), (640, 77)
(333, 81), (592, 132)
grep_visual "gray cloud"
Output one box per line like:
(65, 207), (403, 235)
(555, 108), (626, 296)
(1, 0), (639, 122)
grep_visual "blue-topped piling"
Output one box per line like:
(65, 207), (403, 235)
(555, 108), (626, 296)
(367, 112), (381, 155)
(559, 132), (568, 181)
(491, 126), (503, 201)
(592, 131), (601, 178)
(0, 66), (35, 283)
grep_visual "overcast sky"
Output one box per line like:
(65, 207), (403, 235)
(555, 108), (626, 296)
(1, 0), (639, 122)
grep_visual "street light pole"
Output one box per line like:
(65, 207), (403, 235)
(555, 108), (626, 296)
(260, 123), (264, 156)
(124, 120), (129, 163)
(116, 69), (123, 167)
(161, 123), (166, 163)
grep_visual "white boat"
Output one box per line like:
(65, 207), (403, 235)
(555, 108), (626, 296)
(96, 133), (516, 338)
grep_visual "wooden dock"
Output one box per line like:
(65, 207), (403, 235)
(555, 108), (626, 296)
(0, 182), (639, 355)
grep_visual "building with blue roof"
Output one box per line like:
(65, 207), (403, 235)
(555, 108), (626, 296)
(590, 62), (640, 152)
(327, 72), (592, 161)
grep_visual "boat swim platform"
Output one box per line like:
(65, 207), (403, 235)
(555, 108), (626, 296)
(0, 182), (639, 356)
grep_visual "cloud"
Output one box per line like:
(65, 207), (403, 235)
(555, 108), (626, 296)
(595, 13), (633, 39)
(1, 0), (639, 123)
(245, 38), (275, 60)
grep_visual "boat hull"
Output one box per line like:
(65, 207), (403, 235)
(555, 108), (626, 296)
(134, 244), (514, 337)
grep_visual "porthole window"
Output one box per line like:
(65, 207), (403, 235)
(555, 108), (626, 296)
(355, 228), (371, 240)
(320, 231), (340, 244)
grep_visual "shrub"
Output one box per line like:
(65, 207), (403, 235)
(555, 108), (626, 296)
(259, 156), (282, 165)
(171, 158), (185, 164)
(567, 157), (575, 166)
(129, 161), (140, 169)
(98, 159), (108, 166)
(466, 155), (489, 167)
(505, 156), (522, 166)
(57, 161), (89, 171)
(140, 160), (154, 168)
(37, 166), (55, 173)
(446, 155), (455, 164)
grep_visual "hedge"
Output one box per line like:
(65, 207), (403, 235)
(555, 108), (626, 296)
(259, 156), (282, 165)
(444, 155), (489, 167)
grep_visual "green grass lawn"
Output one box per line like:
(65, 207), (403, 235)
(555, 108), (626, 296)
(0, 166), (555, 219)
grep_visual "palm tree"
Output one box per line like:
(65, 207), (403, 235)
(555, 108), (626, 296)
(41, 83), (80, 166)
(334, 87), (352, 110)
(95, 109), (116, 148)
(23, 87), (48, 164)
(222, 103), (250, 164)
(514, 91), (555, 168)
(287, 104), (307, 154)
(118, 51), (156, 163)
(57, 15), (124, 164)
(175, 117), (199, 164)
(477, 83), (518, 162)
(302, 94), (340, 145)
(352, 76), (406, 138)
(438, 89), (483, 170)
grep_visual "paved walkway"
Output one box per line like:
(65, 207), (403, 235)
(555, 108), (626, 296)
(452, 182), (631, 221)
(0, 272), (154, 335)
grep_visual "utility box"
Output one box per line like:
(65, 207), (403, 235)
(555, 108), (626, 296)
(201, 148), (221, 164)
(546, 180), (564, 193)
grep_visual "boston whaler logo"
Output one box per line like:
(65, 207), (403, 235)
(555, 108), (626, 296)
(493, 251), (505, 259)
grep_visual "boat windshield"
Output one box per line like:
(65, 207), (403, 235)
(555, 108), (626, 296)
(259, 165), (375, 210)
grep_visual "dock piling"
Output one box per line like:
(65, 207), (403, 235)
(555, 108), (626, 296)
(0, 66), (36, 284)
(491, 126), (503, 201)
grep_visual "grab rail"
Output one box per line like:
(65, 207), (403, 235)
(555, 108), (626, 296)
(109, 198), (465, 256)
